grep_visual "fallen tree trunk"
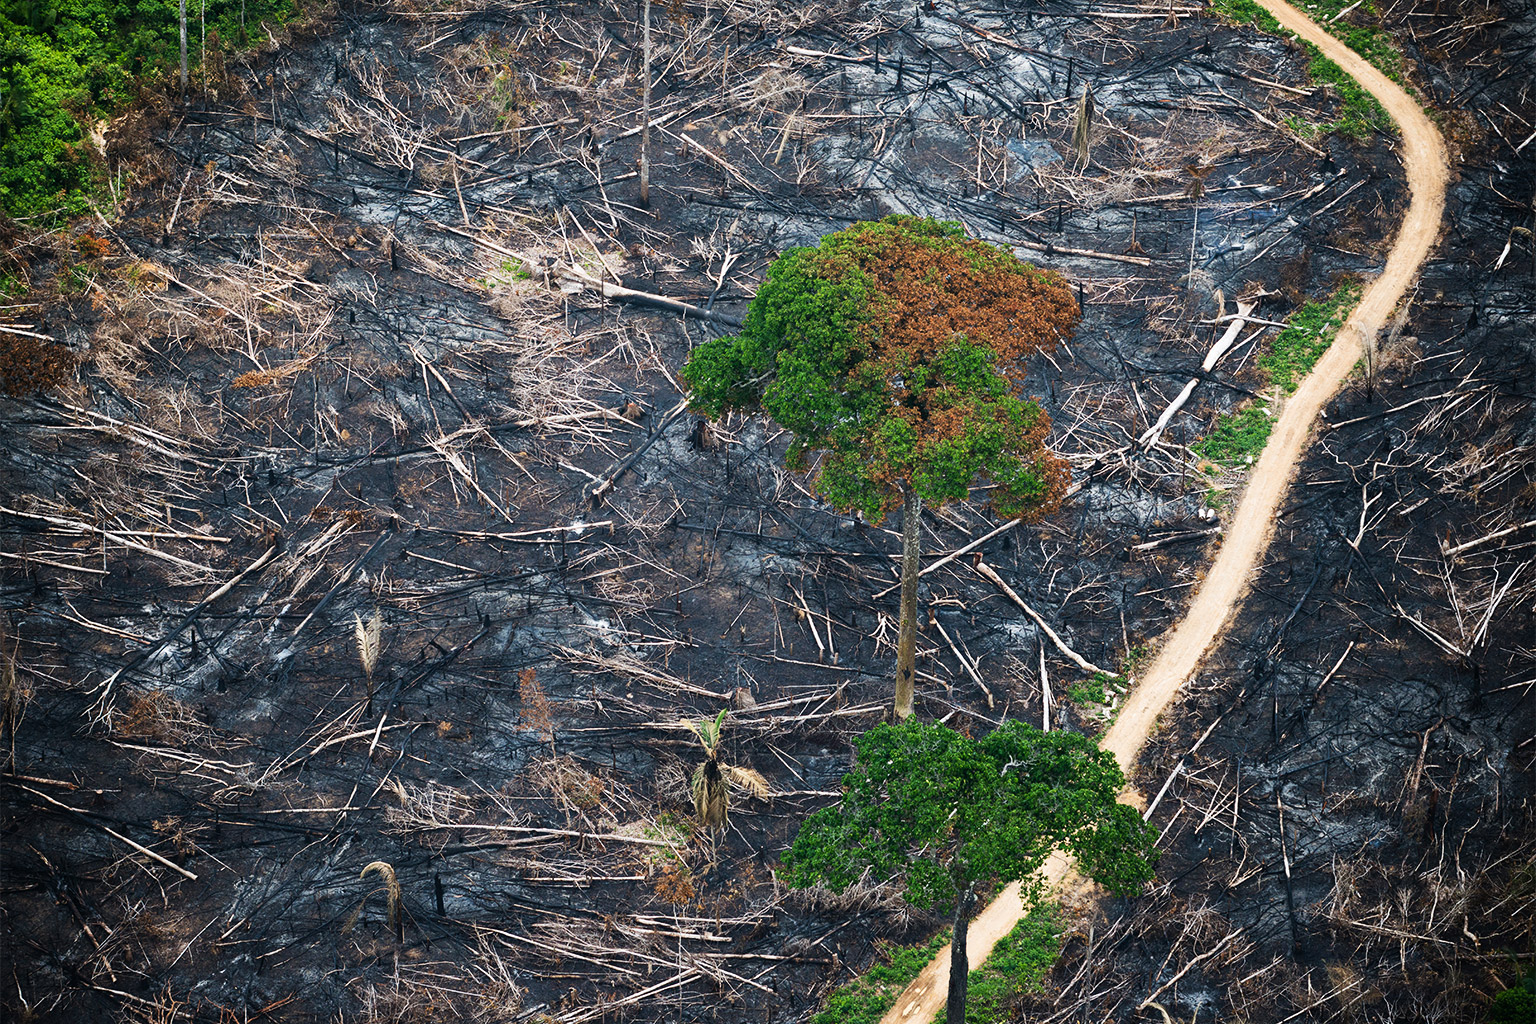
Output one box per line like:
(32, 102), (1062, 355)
(973, 560), (1108, 675)
(1138, 298), (1259, 449)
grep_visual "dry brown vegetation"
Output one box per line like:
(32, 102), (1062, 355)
(0, 0), (1530, 1021)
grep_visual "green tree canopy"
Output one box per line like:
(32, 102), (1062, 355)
(0, 0), (296, 215)
(781, 719), (1156, 1024)
(781, 719), (1156, 906)
(681, 215), (1078, 524)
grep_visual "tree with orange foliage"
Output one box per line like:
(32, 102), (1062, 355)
(683, 216), (1079, 719)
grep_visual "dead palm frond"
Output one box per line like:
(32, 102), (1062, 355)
(1, 637), (30, 770)
(349, 860), (404, 943)
(693, 759), (727, 830)
(684, 710), (769, 831)
(354, 609), (383, 711)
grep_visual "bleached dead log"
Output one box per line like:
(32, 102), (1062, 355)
(1392, 602), (1469, 659)
(1039, 644), (1050, 731)
(1130, 526), (1222, 552)
(0, 324), (57, 341)
(35, 400), (214, 467)
(1137, 927), (1247, 1010)
(584, 397), (691, 502)
(1137, 299), (1258, 449)
(1441, 518), (1536, 558)
(433, 222), (744, 326)
(1200, 299), (1263, 370)
(1, 504), (217, 575)
(557, 262), (744, 326)
(931, 613), (993, 708)
(1011, 236), (1152, 267)
(90, 543), (279, 716)
(872, 516), (1025, 600)
(1143, 714), (1224, 821)
(973, 560), (1108, 675)
(673, 130), (766, 194)
(557, 646), (732, 701)
(1136, 377), (1201, 450)
(16, 783), (198, 881)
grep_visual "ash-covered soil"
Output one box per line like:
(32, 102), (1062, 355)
(0, 0), (1500, 1021)
(1028, 4), (1536, 1022)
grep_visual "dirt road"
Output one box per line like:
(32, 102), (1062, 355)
(879, 5), (1447, 1021)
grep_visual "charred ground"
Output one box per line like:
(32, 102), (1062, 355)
(0, 0), (1525, 1021)
(1034, 4), (1536, 1022)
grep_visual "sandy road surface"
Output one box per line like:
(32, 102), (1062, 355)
(880, 6), (1447, 1022)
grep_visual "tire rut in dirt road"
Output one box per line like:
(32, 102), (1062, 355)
(879, 4), (1447, 1021)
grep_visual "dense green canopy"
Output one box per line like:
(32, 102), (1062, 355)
(682, 215), (1079, 523)
(0, 0), (296, 215)
(780, 719), (1157, 908)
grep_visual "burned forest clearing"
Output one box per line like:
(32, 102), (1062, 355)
(0, 0), (1532, 1022)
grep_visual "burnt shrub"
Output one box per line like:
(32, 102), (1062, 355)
(0, 331), (75, 395)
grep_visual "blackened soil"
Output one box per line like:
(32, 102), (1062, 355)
(0, 0), (1450, 1021)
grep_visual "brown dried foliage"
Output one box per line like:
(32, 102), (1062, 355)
(75, 232), (112, 260)
(519, 666), (554, 745)
(115, 690), (208, 744)
(0, 333), (75, 395)
(652, 863), (696, 907)
(853, 232), (1081, 372)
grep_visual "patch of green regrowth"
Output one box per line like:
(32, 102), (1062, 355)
(634, 811), (695, 867)
(0, 0), (300, 218)
(1068, 673), (1109, 706)
(1283, 113), (1323, 140)
(1204, 0), (1401, 138)
(1206, 0), (1280, 31)
(935, 908), (1061, 1024)
(1260, 280), (1363, 393)
(1191, 283), (1362, 470)
(1194, 404), (1274, 467)
(1069, 647), (1145, 708)
(812, 930), (951, 1024)
(1302, 47), (1391, 139)
(1120, 643), (1150, 678)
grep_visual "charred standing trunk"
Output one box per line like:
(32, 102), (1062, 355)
(638, 0), (651, 207)
(697, 758), (726, 830)
(894, 483), (922, 720)
(946, 888), (978, 1024)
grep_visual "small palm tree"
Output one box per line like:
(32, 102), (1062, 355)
(686, 710), (768, 831)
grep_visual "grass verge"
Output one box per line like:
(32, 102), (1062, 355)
(1260, 280), (1362, 393)
(1194, 405), (1274, 467)
(1195, 280), (1362, 467)
(1206, 0), (1403, 138)
(1068, 644), (1145, 711)
(932, 908), (1062, 1024)
(813, 930), (950, 1024)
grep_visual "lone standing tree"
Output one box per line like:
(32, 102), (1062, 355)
(682, 216), (1079, 718)
(780, 719), (1157, 1024)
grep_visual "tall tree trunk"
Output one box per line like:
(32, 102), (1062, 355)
(893, 483), (922, 720)
(178, 0), (188, 91)
(638, 0), (651, 207)
(945, 888), (977, 1024)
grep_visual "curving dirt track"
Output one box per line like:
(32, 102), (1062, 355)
(880, 4), (1448, 1022)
